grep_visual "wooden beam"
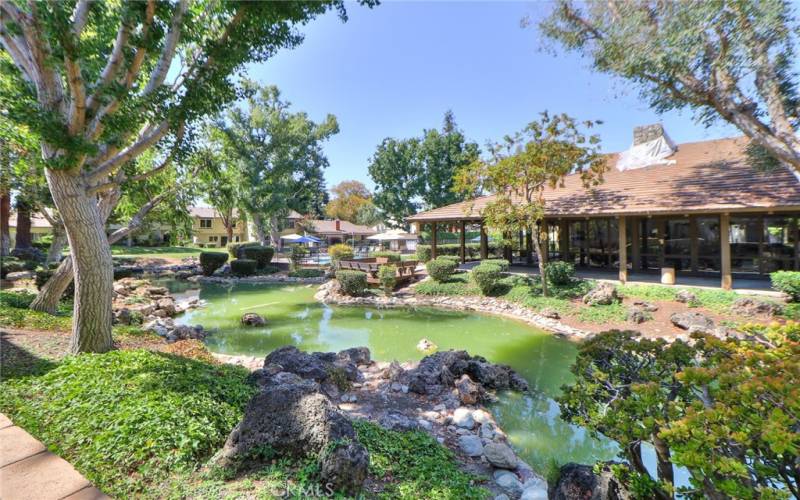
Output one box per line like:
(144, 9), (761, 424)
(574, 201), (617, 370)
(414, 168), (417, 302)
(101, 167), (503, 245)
(480, 222), (488, 259)
(431, 221), (438, 260)
(459, 220), (466, 264)
(558, 220), (569, 262)
(618, 216), (627, 283)
(720, 213), (732, 290)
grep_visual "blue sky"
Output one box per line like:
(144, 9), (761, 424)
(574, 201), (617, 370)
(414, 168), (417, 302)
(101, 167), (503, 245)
(248, 1), (739, 190)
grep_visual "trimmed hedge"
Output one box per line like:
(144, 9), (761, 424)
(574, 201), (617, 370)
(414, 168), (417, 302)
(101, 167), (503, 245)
(336, 270), (368, 296)
(230, 259), (257, 277)
(437, 255), (461, 264)
(472, 263), (503, 295)
(371, 251), (401, 263)
(226, 242), (263, 259)
(772, 271), (800, 301)
(329, 243), (354, 263)
(199, 251), (228, 276)
(481, 259), (509, 272)
(288, 269), (325, 278)
(547, 261), (575, 286)
(417, 243), (502, 262)
(239, 245), (274, 269)
(378, 264), (398, 295)
(426, 258), (456, 282)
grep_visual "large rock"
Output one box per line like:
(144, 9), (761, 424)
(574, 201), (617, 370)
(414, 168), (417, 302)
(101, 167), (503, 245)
(484, 442), (518, 469)
(240, 313), (266, 327)
(670, 311), (714, 333)
(730, 297), (783, 317)
(263, 345), (359, 383)
(549, 463), (631, 500)
(458, 434), (483, 456)
(625, 306), (649, 324)
(455, 374), (481, 405)
(406, 350), (528, 396)
(675, 289), (697, 303)
(216, 375), (368, 495)
(582, 282), (619, 306)
(156, 297), (176, 316)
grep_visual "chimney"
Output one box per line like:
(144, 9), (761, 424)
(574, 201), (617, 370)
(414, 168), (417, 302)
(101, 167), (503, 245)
(633, 123), (666, 146)
(335, 219), (341, 231)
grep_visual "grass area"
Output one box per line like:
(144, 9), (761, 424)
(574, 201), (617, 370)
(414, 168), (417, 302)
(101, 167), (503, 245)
(111, 245), (202, 260)
(0, 290), (72, 330)
(415, 272), (479, 296)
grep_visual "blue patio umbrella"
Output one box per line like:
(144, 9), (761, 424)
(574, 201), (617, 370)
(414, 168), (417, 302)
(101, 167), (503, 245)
(292, 236), (319, 244)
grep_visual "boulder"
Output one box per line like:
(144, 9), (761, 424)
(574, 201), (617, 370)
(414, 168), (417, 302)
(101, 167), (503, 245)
(156, 297), (176, 316)
(582, 282), (619, 306)
(670, 311), (714, 333)
(452, 407), (475, 429)
(114, 308), (133, 325)
(406, 350), (529, 396)
(5, 270), (34, 281)
(675, 289), (697, 303)
(539, 308), (560, 319)
(632, 300), (658, 312)
(240, 312), (266, 327)
(730, 297), (783, 317)
(455, 374), (481, 405)
(216, 376), (368, 495)
(146, 286), (169, 297)
(416, 338), (438, 352)
(338, 347), (371, 365)
(484, 442), (518, 469)
(262, 346), (364, 385)
(381, 361), (404, 380)
(379, 411), (418, 431)
(625, 306), (649, 324)
(457, 434), (483, 457)
(494, 470), (524, 498)
(549, 463), (632, 500)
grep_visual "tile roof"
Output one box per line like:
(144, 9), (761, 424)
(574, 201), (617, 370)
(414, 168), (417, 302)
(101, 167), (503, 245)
(310, 220), (376, 235)
(9, 210), (53, 228)
(189, 207), (304, 219)
(407, 136), (800, 222)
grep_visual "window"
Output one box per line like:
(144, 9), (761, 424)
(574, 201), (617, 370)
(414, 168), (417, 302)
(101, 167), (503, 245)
(730, 217), (761, 273)
(199, 218), (212, 229)
(209, 236), (218, 242)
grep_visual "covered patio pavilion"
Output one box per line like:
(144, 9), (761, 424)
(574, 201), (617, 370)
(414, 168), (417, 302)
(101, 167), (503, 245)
(407, 134), (800, 290)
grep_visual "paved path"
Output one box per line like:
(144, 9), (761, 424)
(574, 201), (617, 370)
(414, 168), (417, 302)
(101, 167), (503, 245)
(0, 413), (110, 500)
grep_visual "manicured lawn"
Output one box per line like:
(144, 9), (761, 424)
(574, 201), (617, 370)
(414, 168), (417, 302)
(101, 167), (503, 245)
(111, 245), (202, 260)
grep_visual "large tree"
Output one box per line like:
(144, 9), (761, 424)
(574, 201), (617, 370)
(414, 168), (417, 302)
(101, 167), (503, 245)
(538, 0), (800, 173)
(1, 0), (367, 352)
(369, 111), (480, 227)
(455, 112), (604, 296)
(214, 82), (339, 245)
(325, 180), (373, 222)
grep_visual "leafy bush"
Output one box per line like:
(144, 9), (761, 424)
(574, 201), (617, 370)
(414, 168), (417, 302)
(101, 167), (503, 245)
(199, 251), (228, 276)
(113, 267), (135, 280)
(378, 264), (398, 295)
(481, 258), (509, 272)
(226, 242), (261, 259)
(336, 270), (367, 296)
(426, 258), (456, 282)
(288, 268), (325, 278)
(34, 267), (75, 297)
(371, 251), (401, 263)
(416, 245), (432, 262)
(437, 255), (461, 265)
(239, 245), (274, 269)
(0, 257), (26, 278)
(0, 290), (36, 308)
(546, 261), (575, 286)
(289, 245), (308, 271)
(260, 265), (280, 275)
(472, 263), (503, 295)
(230, 259), (257, 277)
(415, 273), (478, 296)
(328, 243), (354, 264)
(771, 270), (800, 301)
(0, 350), (256, 497)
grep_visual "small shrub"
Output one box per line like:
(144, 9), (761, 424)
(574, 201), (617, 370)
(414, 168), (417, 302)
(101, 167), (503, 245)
(199, 251), (228, 276)
(371, 251), (401, 263)
(378, 264), (398, 295)
(230, 259), (257, 277)
(336, 270), (367, 296)
(416, 245), (432, 262)
(288, 269), (325, 278)
(289, 245), (308, 271)
(426, 258), (456, 282)
(113, 267), (134, 280)
(226, 241), (259, 259)
(472, 263), (503, 295)
(771, 271), (800, 301)
(260, 265), (280, 275)
(481, 258), (509, 272)
(547, 261), (575, 286)
(0, 257), (25, 278)
(329, 243), (354, 264)
(0, 290), (36, 308)
(437, 255), (461, 265)
(239, 245), (274, 269)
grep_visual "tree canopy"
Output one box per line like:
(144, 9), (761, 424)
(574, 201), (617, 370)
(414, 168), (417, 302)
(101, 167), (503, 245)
(538, 0), (800, 173)
(325, 180), (374, 223)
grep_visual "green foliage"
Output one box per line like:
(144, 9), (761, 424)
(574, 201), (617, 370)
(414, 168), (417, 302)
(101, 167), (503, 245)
(771, 270), (800, 301)
(328, 243), (354, 263)
(0, 290), (36, 309)
(239, 245), (275, 269)
(436, 255), (462, 265)
(371, 251), (402, 263)
(415, 273), (478, 296)
(0, 257), (26, 278)
(574, 302), (627, 324)
(472, 263), (503, 295)
(230, 259), (257, 277)
(377, 265), (398, 295)
(199, 251), (228, 276)
(416, 244), (432, 262)
(0, 350), (256, 497)
(481, 258), (510, 272)
(425, 258), (456, 282)
(287, 269), (325, 278)
(325, 180), (373, 222)
(353, 420), (486, 499)
(0, 290), (72, 330)
(546, 260), (575, 286)
(289, 245), (308, 271)
(336, 270), (368, 296)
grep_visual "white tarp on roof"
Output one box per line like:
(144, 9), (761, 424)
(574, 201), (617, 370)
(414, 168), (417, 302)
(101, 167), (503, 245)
(616, 132), (678, 171)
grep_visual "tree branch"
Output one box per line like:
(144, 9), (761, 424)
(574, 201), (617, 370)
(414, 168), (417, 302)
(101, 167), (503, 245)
(87, 121), (170, 182)
(143, 0), (188, 95)
(65, 0), (88, 134)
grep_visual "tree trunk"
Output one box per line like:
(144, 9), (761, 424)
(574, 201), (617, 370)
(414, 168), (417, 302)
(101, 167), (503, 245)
(226, 223), (233, 243)
(29, 256), (73, 315)
(45, 169), (114, 353)
(0, 189), (9, 256)
(14, 198), (32, 250)
(532, 231), (548, 297)
(251, 213), (269, 245)
(46, 221), (67, 264)
(269, 215), (280, 247)
(652, 432), (675, 491)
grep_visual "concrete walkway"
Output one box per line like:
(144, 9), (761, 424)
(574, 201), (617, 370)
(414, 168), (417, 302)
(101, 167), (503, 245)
(0, 413), (110, 500)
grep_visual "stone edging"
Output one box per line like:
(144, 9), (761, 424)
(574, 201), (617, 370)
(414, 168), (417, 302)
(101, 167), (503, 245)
(314, 280), (593, 341)
(192, 274), (328, 285)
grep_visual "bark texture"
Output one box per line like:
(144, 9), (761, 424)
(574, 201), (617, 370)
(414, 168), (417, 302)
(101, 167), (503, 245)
(0, 190), (9, 256)
(46, 221), (67, 264)
(29, 256), (73, 315)
(14, 199), (32, 249)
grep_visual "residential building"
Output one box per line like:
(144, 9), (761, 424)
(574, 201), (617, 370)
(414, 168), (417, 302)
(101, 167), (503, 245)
(189, 206), (249, 247)
(280, 218), (376, 247)
(8, 211), (53, 242)
(408, 125), (800, 289)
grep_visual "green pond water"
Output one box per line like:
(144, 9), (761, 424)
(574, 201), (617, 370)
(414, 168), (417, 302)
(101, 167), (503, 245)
(173, 281), (618, 473)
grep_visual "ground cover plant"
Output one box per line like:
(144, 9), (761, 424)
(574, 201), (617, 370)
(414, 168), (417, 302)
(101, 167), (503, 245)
(288, 269), (326, 278)
(110, 246), (202, 260)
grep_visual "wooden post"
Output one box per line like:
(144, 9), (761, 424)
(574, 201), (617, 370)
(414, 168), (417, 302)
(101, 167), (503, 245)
(431, 222), (438, 260)
(630, 217), (640, 272)
(689, 216), (699, 273)
(459, 220), (466, 264)
(720, 213), (732, 290)
(525, 229), (533, 264)
(559, 220), (569, 262)
(618, 216), (627, 283)
(480, 222), (488, 259)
